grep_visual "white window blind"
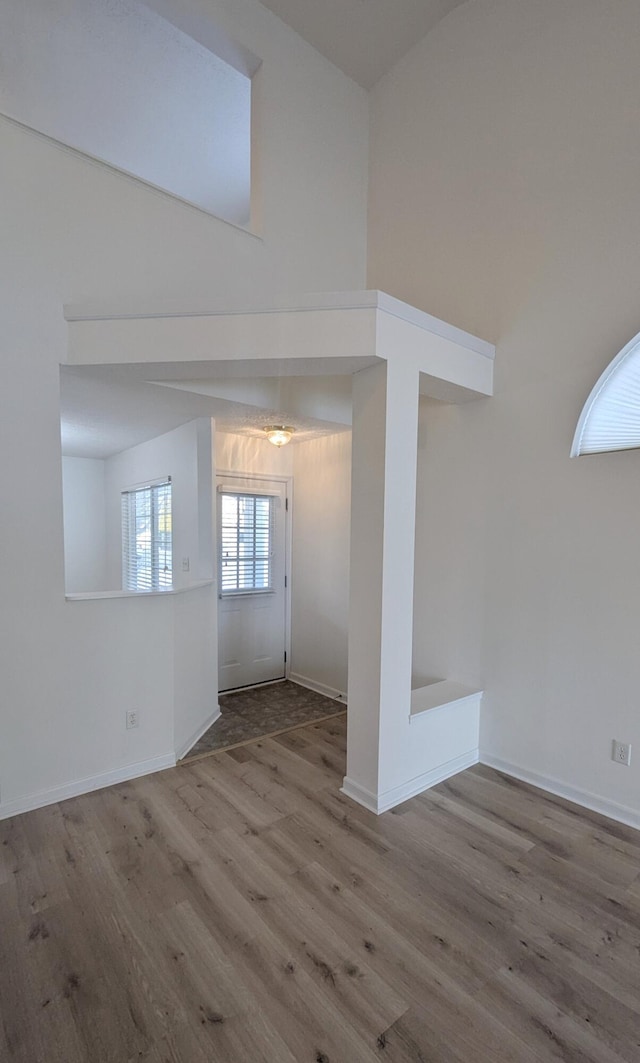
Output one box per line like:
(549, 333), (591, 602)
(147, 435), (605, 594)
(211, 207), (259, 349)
(572, 330), (640, 455)
(121, 479), (172, 591)
(220, 493), (273, 594)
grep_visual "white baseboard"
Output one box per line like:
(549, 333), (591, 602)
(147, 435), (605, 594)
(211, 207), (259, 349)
(480, 754), (640, 832)
(340, 777), (380, 813)
(342, 749), (479, 815)
(0, 752), (176, 823)
(288, 671), (347, 703)
(175, 706), (221, 761)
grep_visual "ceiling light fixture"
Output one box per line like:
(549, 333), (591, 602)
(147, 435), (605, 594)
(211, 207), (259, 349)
(263, 425), (295, 447)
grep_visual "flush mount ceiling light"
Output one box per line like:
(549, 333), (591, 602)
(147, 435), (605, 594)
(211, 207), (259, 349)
(263, 425), (295, 447)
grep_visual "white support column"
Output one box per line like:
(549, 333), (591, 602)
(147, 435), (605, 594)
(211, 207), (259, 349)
(343, 359), (420, 812)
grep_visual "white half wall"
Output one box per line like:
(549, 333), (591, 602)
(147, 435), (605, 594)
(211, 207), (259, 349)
(369, 0), (640, 817)
(62, 456), (107, 592)
(103, 418), (218, 760)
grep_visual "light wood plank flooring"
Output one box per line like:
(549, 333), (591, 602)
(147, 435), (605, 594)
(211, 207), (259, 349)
(1, 717), (640, 1062)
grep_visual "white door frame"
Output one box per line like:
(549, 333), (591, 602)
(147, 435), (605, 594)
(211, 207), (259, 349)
(215, 469), (292, 685)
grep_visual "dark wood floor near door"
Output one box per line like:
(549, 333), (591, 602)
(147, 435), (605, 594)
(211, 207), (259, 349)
(186, 679), (346, 760)
(1, 717), (640, 1062)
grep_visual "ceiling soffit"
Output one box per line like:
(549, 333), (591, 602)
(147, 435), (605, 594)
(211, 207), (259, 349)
(62, 291), (494, 458)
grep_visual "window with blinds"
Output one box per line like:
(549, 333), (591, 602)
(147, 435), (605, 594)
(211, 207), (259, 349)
(220, 493), (273, 594)
(121, 479), (172, 592)
(571, 329), (640, 455)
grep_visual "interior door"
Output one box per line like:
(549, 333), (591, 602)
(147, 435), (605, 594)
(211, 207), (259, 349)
(217, 476), (288, 692)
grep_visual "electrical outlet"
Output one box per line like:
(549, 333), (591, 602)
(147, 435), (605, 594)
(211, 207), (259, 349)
(182, 557), (190, 572)
(612, 740), (631, 766)
(126, 710), (139, 730)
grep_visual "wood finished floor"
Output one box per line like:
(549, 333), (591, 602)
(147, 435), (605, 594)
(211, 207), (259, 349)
(1, 718), (640, 1063)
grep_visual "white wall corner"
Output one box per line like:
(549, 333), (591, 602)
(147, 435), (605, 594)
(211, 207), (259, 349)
(288, 672), (347, 703)
(342, 749), (479, 815)
(340, 776), (380, 814)
(175, 707), (221, 761)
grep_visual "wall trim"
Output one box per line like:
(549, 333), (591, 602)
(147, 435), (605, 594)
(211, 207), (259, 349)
(480, 754), (640, 832)
(175, 707), (221, 761)
(0, 752), (176, 823)
(289, 672), (347, 703)
(342, 749), (479, 815)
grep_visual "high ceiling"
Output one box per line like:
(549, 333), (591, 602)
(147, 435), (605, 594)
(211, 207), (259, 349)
(257, 0), (467, 88)
(58, 0), (471, 454)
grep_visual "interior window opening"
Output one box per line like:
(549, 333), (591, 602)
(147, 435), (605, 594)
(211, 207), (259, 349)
(0, 0), (257, 226)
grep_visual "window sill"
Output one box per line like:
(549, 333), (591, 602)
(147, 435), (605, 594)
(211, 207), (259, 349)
(409, 680), (483, 722)
(65, 580), (215, 601)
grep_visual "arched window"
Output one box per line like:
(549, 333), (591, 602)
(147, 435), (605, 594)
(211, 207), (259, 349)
(572, 330), (640, 455)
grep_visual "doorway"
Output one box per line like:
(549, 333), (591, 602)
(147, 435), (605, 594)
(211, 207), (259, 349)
(182, 680), (346, 761)
(217, 474), (289, 692)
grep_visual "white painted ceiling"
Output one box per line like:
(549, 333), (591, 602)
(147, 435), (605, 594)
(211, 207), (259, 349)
(60, 365), (354, 459)
(257, 0), (467, 88)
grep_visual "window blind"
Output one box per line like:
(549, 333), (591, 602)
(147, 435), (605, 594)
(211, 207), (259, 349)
(121, 480), (172, 591)
(220, 493), (273, 594)
(572, 332), (640, 455)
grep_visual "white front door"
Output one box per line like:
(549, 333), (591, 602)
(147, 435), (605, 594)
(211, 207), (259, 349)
(217, 476), (288, 692)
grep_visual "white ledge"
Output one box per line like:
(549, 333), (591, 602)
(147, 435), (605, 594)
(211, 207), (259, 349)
(63, 290), (495, 360)
(65, 289), (494, 403)
(410, 679), (483, 721)
(65, 579), (214, 601)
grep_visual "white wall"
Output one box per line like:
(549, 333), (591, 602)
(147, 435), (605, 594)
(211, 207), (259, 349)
(173, 583), (219, 758)
(105, 418), (217, 760)
(216, 431), (294, 479)
(291, 432), (351, 696)
(369, 0), (640, 817)
(0, 0), (367, 816)
(62, 456), (107, 592)
(105, 419), (212, 591)
(0, 0), (252, 224)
